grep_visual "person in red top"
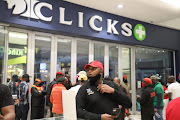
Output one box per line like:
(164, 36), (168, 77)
(50, 77), (67, 117)
(166, 97), (180, 120)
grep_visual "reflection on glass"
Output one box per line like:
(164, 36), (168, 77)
(34, 36), (51, 87)
(57, 38), (71, 75)
(77, 41), (89, 73)
(109, 45), (118, 78)
(122, 47), (131, 95)
(0, 26), (5, 84)
(8, 31), (28, 80)
(135, 47), (173, 111)
(94, 43), (104, 66)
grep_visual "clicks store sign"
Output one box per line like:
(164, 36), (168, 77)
(2, 0), (146, 41)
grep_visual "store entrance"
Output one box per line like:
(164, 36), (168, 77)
(135, 47), (174, 112)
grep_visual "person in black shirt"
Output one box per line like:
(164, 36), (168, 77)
(76, 60), (132, 120)
(113, 77), (128, 120)
(137, 78), (155, 120)
(0, 83), (15, 120)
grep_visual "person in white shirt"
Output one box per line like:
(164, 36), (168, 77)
(167, 76), (180, 100)
(69, 74), (87, 95)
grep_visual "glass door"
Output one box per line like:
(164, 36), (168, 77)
(135, 47), (174, 112)
(34, 35), (51, 89)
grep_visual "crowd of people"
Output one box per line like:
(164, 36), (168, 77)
(0, 60), (180, 120)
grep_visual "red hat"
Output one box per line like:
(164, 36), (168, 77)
(123, 75), (127, 79)
(56, 72), (64, 76)
(143, 78), (152, 85)
(84, 60), (104, 71)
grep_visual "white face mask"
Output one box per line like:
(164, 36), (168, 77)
(167, 83), (171, 86)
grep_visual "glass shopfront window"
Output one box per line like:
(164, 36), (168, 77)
(122, 47), (131, 96)
(94, 43), (104, 66)
(0, 26), (5, 84)
(57, 38), (71, 75)
(135, 47), (173, 111)
(34, 36), (51, 86)
(7, 31), (28, 80)
(77, 40), (89, 73)
(109, 45), (118, 78)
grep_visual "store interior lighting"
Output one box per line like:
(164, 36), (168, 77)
(9, 32), (28, 39)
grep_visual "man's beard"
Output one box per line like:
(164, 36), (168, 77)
(88, 73), (101, 86)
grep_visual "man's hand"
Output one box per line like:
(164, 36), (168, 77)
(14, 99), (20, 105)
(0, 114), (4, 120)
(101, 114), (117, 120)
(136, 95), (140, 98)
(97, 84), (114, 94)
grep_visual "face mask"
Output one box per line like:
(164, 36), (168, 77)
(123, 78), (128, 83)
(26, 78), (30, 83)
(88, 73), (101, 86)
(39, 82), (43, 87)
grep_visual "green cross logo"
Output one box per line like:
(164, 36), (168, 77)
(133, 24), (146, 41)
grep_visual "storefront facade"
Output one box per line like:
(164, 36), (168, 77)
(0, 0), (180, 114)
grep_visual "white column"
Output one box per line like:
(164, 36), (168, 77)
(89, 40), (94, 63)
(71, 39), (77, 85)
(118, 45), (123, 82)
(131, 47), (136, 114)
(50, 35), (56, 82)
(173, 51), (176, 79)
(104, 43), (109, 77)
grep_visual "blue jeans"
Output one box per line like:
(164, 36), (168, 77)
(155, 107), (163, 120)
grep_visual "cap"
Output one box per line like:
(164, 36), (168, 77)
(35, 78), (43, 83)
(22, 74), (30, 78)
(150, 75), (158, 80)
(57, 77), (66, 82)
(77, 71), (87, 76)
(123, 75), (127, 79)
(56, 72), (64, 76)
(84, 60), (104, 71)
(143, 78), (152, 85)
(78, 74), (87, 81)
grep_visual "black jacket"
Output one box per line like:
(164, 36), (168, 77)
(46, 79), (58, 103)
(137, 86), (155, 116)
(31, 87), (47, 107)
(76, 80), (132, 120)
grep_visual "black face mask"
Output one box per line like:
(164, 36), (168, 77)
(39, 82), (43, 87)
(123, 78), (128, 83)
(26, 78), (30, 83)
(88, 73), (101, 86)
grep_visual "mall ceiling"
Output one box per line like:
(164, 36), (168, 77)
(64, 0), (180, 31)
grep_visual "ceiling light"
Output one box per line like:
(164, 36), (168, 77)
(118, 4), (123, 9)
(161, 0), (180, 7)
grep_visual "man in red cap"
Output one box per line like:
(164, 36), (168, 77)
(76, 60), (132, 120)
(136, 78), (155, 120)
(47, 72), (64, 117)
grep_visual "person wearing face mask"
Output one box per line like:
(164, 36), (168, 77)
(15, 74), (30, 120)
(136, 78), (155, 120)
(76, 60), (132, 120)
(121, 75), (130, 96)
(31, 79), (47, 119)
